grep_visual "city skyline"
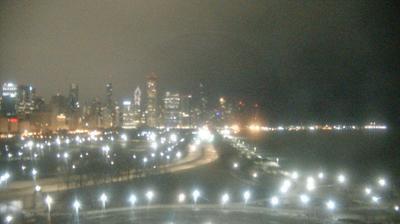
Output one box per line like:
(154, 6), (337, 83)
(0, 1), (399, 223)
(1, 1), (399, 124)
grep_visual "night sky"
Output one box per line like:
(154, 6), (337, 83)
(0, 0), (399, 124)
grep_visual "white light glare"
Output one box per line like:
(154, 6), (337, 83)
(178, 193), (186, 203)
(73, 200), (81, 212)
(221, 193), (230, 205)
(100, 193), (108, 204)
(192, 189), (200, 203)
(280, 179), (292, 194)
(337, 174), (346, 184)
(102, 146), (110, 154)
(129, 194), (137, 206)
(121, 134), (128, 141)
(5, 215), (13, 223)
(170, 134), (178, 142)
(45, 195), (53, 208)
(306, 177), (316, 191)
(270, 196), (279, 206)
(243, 190), (251, 204)
(300, 194), (310, 204)
(151, 142), (158, 150)
(371, 196), (380, 204)
(326, 200), (336, 210)
(365, 187), (372, 195)
(291, 171), (299, 180)
(318, 172), (324, 179)
(378, 178), (387, 187)
(176, 151), (182, 159)
(146, 191), (154, 202)
(32, 168), (38, 176)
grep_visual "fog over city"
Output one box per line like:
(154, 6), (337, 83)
(0, 1), (399, 224)
(1, 0), (399, 123)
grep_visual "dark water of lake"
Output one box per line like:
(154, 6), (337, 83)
(244, 129), (400, 185)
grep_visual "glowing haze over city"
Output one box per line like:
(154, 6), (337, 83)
(0, 1), (399, 223)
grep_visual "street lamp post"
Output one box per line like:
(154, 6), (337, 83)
(192, 189), (200, 206)
(99, 193), (108, 210)
(243, 190), (251, 206)
(73, 200), (81, 224)
(45, 195), (53, 224)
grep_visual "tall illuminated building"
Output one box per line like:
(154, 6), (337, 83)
(163, 92), (180, 128)
(199, 82), (208, 123)
(1, 82), (18, 117)
(179, 94), (192, 128)
(67, 83), (79, 113)
(146, 74), (158, 127)
(121, 100), (135, 129)
(133, 86), (142, 127)
(106, 83), (113, 110)
(17, 84), (36, 116)
(104, 83), (116, 128)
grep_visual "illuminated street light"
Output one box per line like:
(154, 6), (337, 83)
(233, 162), (239, 169)
(146, 190), (154, 203)
(318, 172), (324, 180)
(337, 174), (346, 184)
(32, 168), (38, 177)
(299, 194), (310, 205)
(121, 134), (128, 141)
(170, 134), (178, 143)
(270, 196), (279, 207)
(364, 187), (372, 195)
(291, 171), (299, 180)
(192, 189), (200, 204)
(221, 193), (230, 206)
(176, 151), (182, 159)
(151, 142), (158, 150)
(394, 205), (399, 212)
(306, 177), (316, 192)
(378, 178), (387, 187)
(35, 185), (41, 192)
(63, 152), (69, 159)
(129, 194), (137, 207)
(102, 145), (110, 154)
(99, 193), (108, 209)
(73, 200), (81, 213)
(45, 195), (53, 211)
(178, 193), (186, 203)
(371, 196), (380, 204)
(0, 172), (11, 184)
(243, 190), (251, 205)
(326, 200), (336, 211)
(4, 215), (13, 223)
(280, 179), (292, 194)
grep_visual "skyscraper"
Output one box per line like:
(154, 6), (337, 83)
(104, 83), (116, 128)
(163, 92), (180, 128)
(121, 100), (135, 129)
(67, 83), (79, 113)
(17, 84), (35, 116)
(1, 82), (18, 117)
(199, 82), (208, 123)
(106, 83), (113, 110)
(133, 86), (142, 127)
(180, 94), (192, 128)
(146, 74), (158, 127)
